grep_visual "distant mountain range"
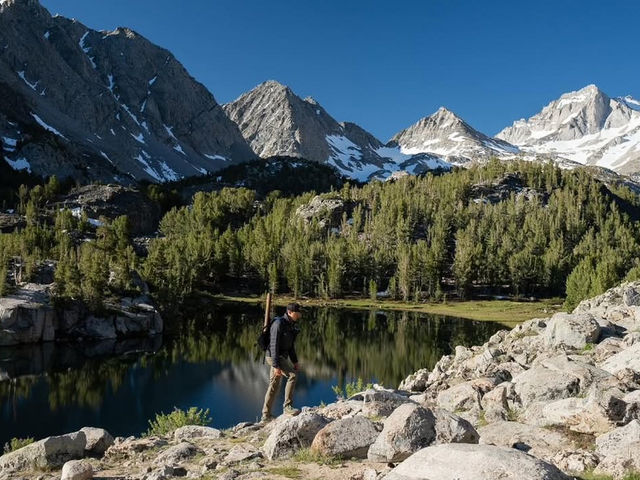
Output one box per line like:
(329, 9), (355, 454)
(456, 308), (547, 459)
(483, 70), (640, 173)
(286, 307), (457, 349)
(1, 0), (639, 183)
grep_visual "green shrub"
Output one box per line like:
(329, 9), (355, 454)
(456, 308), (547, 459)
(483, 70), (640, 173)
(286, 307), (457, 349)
(332, 377), (373, 399)
(3, 437), (34, 454)
(144, 407), (212, 436)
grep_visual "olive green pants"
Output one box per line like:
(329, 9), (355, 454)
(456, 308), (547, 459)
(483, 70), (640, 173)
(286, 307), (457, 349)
(261, 355), (297, 418)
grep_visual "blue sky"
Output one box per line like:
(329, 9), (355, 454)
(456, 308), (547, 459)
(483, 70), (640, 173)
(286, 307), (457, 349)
(41, 0), (639, 141)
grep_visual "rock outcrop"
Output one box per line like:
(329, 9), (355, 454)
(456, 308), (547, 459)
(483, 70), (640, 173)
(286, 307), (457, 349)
(0, 283), (162, 346)
(383, 444), (569, 480)
(397, 281), (640, 478)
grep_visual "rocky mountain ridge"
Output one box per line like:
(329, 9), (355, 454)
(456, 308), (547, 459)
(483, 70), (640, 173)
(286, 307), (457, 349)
(0, 0), (254, 184)
(1, 0), (639, 185)
(223, 80), (451, 181)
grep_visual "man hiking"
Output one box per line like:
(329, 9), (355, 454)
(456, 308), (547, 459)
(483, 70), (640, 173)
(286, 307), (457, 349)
(261, 302), (302, 422)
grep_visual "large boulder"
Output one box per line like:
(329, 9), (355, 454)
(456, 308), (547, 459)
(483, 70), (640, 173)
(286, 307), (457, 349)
(512, 355), (609, 408)
(311, 416), (379, 459)
(595, 419), (640, 458)
(436, 381), (481, 412)
(600, 342), (640, 375)
(61, 459), (93, 480)
(79, 427), (114, 456)
(295, 195), (345, 228)
(593, 440), (640, 479)
(262, 412), (330, 460)
(522, 386), (627, 435)
(542, 313), (601, 349)
(173, 425), (223, 441)
(153, 442), (197, 465)
(350, 389), (414, 418)
(0, 283), (55, 346)
(319, 400), (363, 420)
(432, 408), (479, 444)
(399, 369), (430, 393)
(367, 404), (436, 462)
(478, 421), (578, 463)
(382, 444), (570, 480)
(0, 431), (86, 471)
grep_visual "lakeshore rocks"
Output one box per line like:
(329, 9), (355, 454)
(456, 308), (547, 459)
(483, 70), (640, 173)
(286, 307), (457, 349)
(79, 427), (114, 456)
(0, 283), (163, 345)
(542, 312), (601, 349)
(367, 403), (436, 462)
(61, 459), (93, 480)
(0, 431), (86, 471)
(512, 355), (609, 408)
(262, 412), (330, 460)
(153, 441), (198, 465)
(383, 444), (570, 480)
(0, 283), (55, 346)
(350, 388), (414, 417)
(398, 368), (429, 392)
(311, 416), (380, 459)
(478, 421), (578, 463)
(595, 419), (640, 457)
(432, 408), (479, 444)
(600, 342), (640, 375)
(173, 425), (223, 441)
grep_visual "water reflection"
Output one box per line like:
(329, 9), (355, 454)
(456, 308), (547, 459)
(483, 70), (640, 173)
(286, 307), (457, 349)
(0, 303), (506, 445)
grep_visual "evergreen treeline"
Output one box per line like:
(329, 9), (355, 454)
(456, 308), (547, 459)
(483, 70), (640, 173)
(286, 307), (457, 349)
(2, 160), (640, 312)
(142, 160), (640, 310)
(0, 176), (139, 309)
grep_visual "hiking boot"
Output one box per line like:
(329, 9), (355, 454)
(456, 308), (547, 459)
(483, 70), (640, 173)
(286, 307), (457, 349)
(284, 406), (301, 416)
(260, 413), (274, 423)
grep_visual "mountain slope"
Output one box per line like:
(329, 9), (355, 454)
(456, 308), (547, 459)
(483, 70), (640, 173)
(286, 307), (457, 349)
(0, 0), (254, 183)
(389, 107), (519, 165)
(496, 85), (640, 175)
(224, 80), (451, 180)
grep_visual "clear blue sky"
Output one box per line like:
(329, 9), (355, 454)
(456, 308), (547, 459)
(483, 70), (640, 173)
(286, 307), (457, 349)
(41, 0), (639, 141)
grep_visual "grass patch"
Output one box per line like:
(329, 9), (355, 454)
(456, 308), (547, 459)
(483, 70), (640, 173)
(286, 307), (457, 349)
(543, 425), (596, 451)
(476, 411), (488, 428)
(144, 407), (212, 437)
(3, 437), (34, 454)
(210, 293), (563, 325)
(511, 330), (539, 340)
(506, 408), (520, 422)
(582, 343), (595, 352)
(293, 447), (341, 466)
(576, 472), (640, 480)
(266, 466), (304, 479)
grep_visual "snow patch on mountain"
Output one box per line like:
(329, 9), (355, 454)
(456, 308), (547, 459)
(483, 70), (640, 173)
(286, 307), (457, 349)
(31, 113), (67, 140)
(6, 157), (31, 172)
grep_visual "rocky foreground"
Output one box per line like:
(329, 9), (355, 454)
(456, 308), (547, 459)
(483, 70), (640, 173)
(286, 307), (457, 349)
(5, 282), (640, 480)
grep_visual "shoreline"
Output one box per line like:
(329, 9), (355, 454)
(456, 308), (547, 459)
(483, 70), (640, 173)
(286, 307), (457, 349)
(205, 292), (564, 325)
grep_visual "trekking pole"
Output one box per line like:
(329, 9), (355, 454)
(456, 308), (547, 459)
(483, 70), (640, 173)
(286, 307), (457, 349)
(263, 292), (272, 331)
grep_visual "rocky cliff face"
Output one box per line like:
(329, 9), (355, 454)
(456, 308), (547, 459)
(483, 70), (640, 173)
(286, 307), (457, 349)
(0, 0), (254, 183)
(390, 107), (519, 166)
(497, 85), (640, 175)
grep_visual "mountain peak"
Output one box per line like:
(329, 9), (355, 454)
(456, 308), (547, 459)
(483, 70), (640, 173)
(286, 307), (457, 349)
(496, 85), (640, 173)
(390, 106), (517, 163)
(430, 106), (464, 123)
(0, 0), (47, 15)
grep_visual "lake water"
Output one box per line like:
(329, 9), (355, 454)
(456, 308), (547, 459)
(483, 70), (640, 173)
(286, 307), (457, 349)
(0, 302), (506, 445)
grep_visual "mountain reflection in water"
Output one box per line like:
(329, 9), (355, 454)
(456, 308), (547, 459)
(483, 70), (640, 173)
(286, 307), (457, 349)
(0, 302), (506, 445)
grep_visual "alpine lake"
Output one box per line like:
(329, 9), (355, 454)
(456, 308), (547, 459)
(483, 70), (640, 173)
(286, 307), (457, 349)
(0, 301), (508, 445)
